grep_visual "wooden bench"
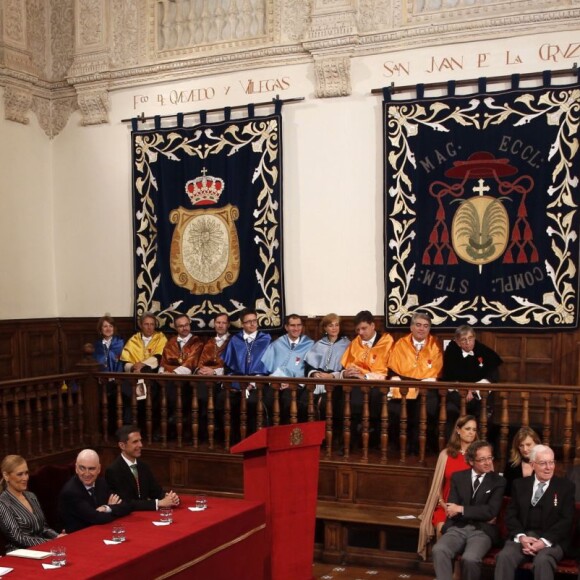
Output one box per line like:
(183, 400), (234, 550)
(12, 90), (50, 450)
(316, 501), (423, 567)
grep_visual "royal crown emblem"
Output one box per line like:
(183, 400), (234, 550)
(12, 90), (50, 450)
(185, 168), (225, 206)
(170, 167), (239, 295)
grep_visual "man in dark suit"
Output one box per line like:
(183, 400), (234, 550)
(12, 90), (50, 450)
(105, 425), (180, 511)
(495, 444), (575, 580)
(432, 440), (506, 580)
(58, 449), (132, 533)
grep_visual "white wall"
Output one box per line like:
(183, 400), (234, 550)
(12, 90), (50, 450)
(2, 29), (579, 319)
(0, 88), (57, 319)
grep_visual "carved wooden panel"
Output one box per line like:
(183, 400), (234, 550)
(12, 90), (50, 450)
(0, 329), (20, 380)
(318, 465), (337, 499)
(59, 319), (99, 373)
(19, 321), (61, 377)
(186, 454), (243, 493)
(355, 467), (431, 506)
(337, 466), (354, 500)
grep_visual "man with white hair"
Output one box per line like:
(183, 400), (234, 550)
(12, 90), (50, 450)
(58, 449), (132, 533)
(388, 311), (443, 453)
(495, 444), (575, 580)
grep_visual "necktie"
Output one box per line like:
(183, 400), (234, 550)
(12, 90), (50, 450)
(472, 475), (482, 497)
(462, 351), (474, 357)
(532, 482), (545, 506)
(88, 487), (97, 505)
(130, 463), (141, 497)
(290, 343), (296, 350)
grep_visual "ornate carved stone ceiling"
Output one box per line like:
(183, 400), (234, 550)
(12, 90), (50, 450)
(0, 0), (578, 136)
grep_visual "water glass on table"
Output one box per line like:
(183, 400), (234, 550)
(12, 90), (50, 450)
(50, 545), (66, 567)
(112, 524), (126, 542)
(195, 494), (208, 510)
(159, 506), (173, 523)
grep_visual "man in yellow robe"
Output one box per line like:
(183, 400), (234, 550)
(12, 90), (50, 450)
(388, 312), (443, 453)
(121, 313), (167, 373)
(120, 312), (167, 401)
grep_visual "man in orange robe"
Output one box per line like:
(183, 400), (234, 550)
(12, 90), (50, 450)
(339, 311), (394, 444)
(388, 312), (443, 453)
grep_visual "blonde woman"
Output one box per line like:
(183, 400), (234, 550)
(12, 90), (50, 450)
(0, 455), (64, 552)
(503, 426), (540, 496)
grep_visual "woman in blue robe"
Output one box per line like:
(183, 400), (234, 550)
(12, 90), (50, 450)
(93, 314), (125, 372)
(303, 313), (350, 419)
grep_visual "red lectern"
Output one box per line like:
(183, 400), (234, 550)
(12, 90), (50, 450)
(231, 421), (325, 580)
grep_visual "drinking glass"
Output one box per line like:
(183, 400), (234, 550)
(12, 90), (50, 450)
(112, 525), (126, 542)
(50, 545), (66, 567)
(160, 507), (173, 523)
(195, 494), (208, 510)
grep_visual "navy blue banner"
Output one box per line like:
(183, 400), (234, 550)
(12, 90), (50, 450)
(132, 111), (285, 331)
(384, 81), (580, 329)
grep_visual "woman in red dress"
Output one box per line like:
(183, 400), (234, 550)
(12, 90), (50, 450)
(417, 415), (479, 559)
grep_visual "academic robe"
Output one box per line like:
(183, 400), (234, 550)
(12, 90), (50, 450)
(120, 331), (167, 368)
(388, 333), (443, 399)
(304, 335), (350, 377)
(442, 339), (503, 383)
(93, 335), (125, 372)
(261, 334), (314, 378)
(222, 331), (271, 388)
(160, 334), (204, 373)
(340, 333), (393, 379)
(197, 334), (230, 371)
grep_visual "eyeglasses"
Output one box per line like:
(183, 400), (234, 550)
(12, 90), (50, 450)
(474, 456), (494, 463)
(458, 336), (475, 344)
(534, 460), (556, 467)
(242, 319), (258, 325)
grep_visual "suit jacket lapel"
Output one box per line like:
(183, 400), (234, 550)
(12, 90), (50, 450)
(461, 469), (474, 503)
(520, 476), (534, 521)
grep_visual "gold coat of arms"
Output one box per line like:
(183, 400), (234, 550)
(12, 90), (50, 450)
(169, 169), (240, 295)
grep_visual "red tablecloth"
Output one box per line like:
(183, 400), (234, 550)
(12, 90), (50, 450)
(2, 496), (266, 580)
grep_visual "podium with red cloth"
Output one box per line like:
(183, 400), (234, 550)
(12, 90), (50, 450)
(231, 421), (325, 580)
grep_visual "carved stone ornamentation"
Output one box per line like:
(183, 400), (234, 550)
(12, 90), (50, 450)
(26, 0), (47, 77)
(3, 0), (26, 46)
(278, 0), (311, 42)
(76, 88), (110, 125)
(2, 0), (580, 129)
(78, 0), (104, 47)
(32, 94), (77, 138)
(3, 84), (33, 124)
(357, 0), (392, 32)
(110, 0), (140, 68)
(50, 0), (75, 82)
(307, 0), (358, 42)
(304, 0), (358, 98)
(313, 55), (351, 98)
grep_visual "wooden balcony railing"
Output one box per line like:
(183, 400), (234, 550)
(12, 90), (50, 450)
(0, 357), (578, 468)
